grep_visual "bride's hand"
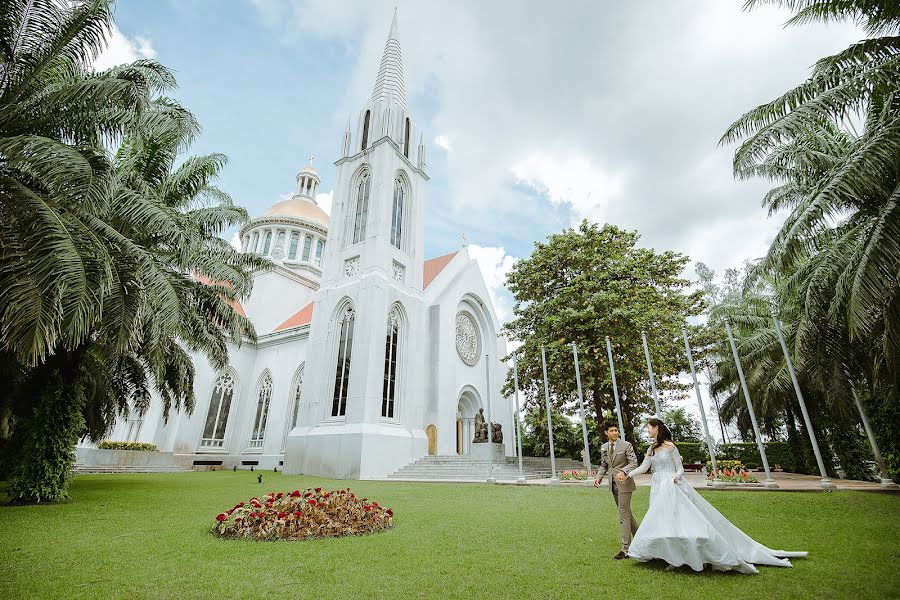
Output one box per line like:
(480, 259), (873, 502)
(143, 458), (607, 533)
(672, 475), (681, 483)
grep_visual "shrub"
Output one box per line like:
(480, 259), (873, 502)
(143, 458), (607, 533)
(675, 441), (708, 464)
(6, 378), (85, 503)
(718, 442), (795, 472)
(213, 487), (394, 541)
(97, 441), (158, 452)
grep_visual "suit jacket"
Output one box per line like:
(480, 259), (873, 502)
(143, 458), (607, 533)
(595, 439), (638, 493)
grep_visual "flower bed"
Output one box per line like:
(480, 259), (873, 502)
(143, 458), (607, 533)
(706, 464), (759, 484)
(560, 469), (596, 481)
(212, 487), (394, 541)
(97, 441), (158, 452)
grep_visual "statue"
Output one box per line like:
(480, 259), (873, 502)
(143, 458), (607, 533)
(491, 422), (503, 443)
(473, 408), (487, 443)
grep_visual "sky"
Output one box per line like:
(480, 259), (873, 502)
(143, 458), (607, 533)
(99, 1), (863, 437)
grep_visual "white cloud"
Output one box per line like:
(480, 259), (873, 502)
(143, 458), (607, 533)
(229, 232), (242, 252)
(434, 135), (453, 152)
(467, 244), (517, 324)
(315, 189), (334, 215)
(511, 153), (626, 225)
(93, 23), (156, 70)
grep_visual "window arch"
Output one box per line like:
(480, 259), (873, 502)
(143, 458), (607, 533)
(283, 364), (304, 450)
(390, 176), (405, 250)
(331, 304), (356, 417)
(361, 110), (371, 151)
(302, 235), (313, 261)
(403, 117), (410, 158)
(249, 371), (273, 449)
(262, 231), (272, 255)
(201, 371), (236, 449)
(351, 171), (370, 244)
(288, 232), (300, 259)
(382, 305), (402, 419)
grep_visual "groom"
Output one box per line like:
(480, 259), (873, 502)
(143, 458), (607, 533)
(593, 422), (639, 559)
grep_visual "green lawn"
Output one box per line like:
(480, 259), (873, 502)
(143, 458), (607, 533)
(0, 473), (897, 599)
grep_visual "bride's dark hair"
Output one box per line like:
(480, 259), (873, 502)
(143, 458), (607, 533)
(648, 418), (673, 455)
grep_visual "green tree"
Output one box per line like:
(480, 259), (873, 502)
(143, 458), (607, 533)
(502, 221), (705, 443)
(0, 0), (267, 501)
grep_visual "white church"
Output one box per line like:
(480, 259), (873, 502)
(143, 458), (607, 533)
(104, 11), (512, 479)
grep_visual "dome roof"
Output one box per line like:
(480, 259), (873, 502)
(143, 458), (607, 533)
(299, 164), (319, 177)
(261, 196), (329, 226)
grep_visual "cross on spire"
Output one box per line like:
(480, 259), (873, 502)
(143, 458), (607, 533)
(307, 154), (316, 166)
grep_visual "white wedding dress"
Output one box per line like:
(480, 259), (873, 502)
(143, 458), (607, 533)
(626, 443), (807, 574)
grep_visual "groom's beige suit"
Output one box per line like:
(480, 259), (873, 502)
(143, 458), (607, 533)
(596, 438), (640, 552)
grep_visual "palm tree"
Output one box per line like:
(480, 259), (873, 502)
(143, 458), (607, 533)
(0, 1), (269, 501)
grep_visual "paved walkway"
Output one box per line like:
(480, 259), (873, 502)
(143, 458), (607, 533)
(384, 471), (898, 492)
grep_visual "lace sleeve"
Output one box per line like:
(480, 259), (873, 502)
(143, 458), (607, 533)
(627, 452), (651, 478)
(672, 444), (685, 481)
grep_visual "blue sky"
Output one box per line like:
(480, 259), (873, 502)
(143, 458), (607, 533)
(100, 0), (862, 328)
(99, 1), (863, 436)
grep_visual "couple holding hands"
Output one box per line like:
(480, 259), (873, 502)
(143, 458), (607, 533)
(593, 418), (806, 574)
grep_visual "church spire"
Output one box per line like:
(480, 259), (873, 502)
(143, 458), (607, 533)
(371, 8), (407, 110)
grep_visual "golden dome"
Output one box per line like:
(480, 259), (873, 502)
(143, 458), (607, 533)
(261, 196), (329, 227)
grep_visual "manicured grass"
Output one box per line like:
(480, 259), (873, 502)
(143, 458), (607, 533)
(0, 473), (898, 599)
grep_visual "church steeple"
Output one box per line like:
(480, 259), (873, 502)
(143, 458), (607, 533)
(371, 8), (406, 110)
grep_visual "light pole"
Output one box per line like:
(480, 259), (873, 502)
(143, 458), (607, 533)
(682, 326), (724, 488)
(512, 352), (526, 484)
(771, 311), (835, 490)
(573, 343), (593, 483)
(725, 318), (777, 489)
(605, 336), (625, 434)
(851, 387), (897, 489)
(641, 330), (661, 417)
(540, 346), (559, 485)
(485, 353), (496, 484)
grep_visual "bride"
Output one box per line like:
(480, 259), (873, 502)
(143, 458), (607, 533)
(620, 418), (806, 574)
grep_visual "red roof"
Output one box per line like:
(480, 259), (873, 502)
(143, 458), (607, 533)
(273, 302), (314, 332)
(269, 252), (458, 334)
(423, 252), (458, 289)
(193, 273), (247, 317)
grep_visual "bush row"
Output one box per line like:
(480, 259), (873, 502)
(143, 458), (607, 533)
(97, 441), (158, 452)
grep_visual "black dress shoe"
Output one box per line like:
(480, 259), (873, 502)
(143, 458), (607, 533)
(614, 551), (628, 560)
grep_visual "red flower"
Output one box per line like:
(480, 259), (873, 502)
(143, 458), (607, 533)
(293, 511), (302, 518)
(290, 490), (301, 497)
(277, 512), (288, 519)
(323, 493), (331, 499)
(226, 508), (234, 515)
(308, 499), (317, 506)
(249, 512), (258, 518)
(234, 517), (243, 523)
(386, 509), (393, 517)
(315, 487), (322, 493)
(276, 492), (284, 499)
(237, 501), (245, 507)
(304, 492), (312, 498)
(363, 505), (371, 512)
(216, 513), (228, 522)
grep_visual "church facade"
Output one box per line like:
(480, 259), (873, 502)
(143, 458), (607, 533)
(103, 12), (512, 479)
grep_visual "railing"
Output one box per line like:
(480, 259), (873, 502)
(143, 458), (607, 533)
(199, 438), (225, 449)
(248, 439), (263, 450)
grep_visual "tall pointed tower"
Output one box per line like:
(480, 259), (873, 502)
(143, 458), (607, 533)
(285, 9), (430, 479)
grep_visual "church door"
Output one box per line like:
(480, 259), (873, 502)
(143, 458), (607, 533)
(426, 425), (437, 455)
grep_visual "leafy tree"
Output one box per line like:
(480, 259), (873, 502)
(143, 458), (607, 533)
(0, 0), (267, 501)
(502, 221), (705, 443)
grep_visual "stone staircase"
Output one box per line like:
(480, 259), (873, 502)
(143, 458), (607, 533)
(386, 455), (593, 481)
(72, 464), (192, 474)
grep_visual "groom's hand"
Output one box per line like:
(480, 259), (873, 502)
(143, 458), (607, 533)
(594, 476), (603, 487)
(615, 471), (626, 482)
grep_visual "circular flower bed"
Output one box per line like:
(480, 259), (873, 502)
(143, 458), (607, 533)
(212, 487), (394, 541)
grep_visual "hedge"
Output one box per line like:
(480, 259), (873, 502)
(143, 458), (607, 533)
(634, 441), (708, 465)
(716, 442), (794, 472)
(97, 441), (158, 452)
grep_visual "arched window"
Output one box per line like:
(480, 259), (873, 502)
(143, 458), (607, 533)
(241, 236), (249, 252)
(331, 305), (355, 417)
(302, 235), (313, 261)
(391, 177), (404, 250)
(361, 110), (371, 151)
(249, 371), (273, 449)
(288, 232), (300, 259)
(403, 117), (410, 158)
(382, 306), (401, 419)
(315, 240), (324, 266)
(283, 364), (304, 451)
(262, 231), (272, 255)
(201, 372), (236, 449)
(251, 232), (259, 253)
(352, 172), (370, 244)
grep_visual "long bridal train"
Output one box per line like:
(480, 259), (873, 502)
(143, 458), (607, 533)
(626, 444), (807, 574)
